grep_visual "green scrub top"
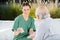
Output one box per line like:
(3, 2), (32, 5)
(12, 15), (36, 40)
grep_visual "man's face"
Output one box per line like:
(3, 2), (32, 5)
(22, 6), (30, 15)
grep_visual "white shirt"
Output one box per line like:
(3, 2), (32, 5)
(34, 18), (60, 40)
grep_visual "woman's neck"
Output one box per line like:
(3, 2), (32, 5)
(22, 14), (29, 21)
(23, 13), (29, 17)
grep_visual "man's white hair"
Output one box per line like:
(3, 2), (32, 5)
(35, 6), (50, 19)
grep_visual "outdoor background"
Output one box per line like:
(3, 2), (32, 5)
(0, 0), (60, 20)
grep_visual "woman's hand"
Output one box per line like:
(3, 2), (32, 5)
(17, 27), (24, 33)
(27, 33), (35, 39)
(13, 30), (20, 36)
(13, 27), (24, 36)
(27, 28), (35, 39)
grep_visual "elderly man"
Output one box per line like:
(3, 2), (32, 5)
(34, 3), (60, 40)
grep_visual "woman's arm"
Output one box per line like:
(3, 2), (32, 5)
(13, 28), (24, 36)
(27, 28), (35, 39)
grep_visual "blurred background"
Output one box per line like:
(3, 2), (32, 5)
(0, 0), (60, 20)
(0, 0), (60, 40)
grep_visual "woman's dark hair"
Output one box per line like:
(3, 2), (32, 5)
(22, 2), (31, 8)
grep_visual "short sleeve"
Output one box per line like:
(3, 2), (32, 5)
(12, 17), (19, 31)
(30, 19), (36, 32)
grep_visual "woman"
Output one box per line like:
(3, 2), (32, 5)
(12, 2), (36, 40)
(34, 3), (60, 40)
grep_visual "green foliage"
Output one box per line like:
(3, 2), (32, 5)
(0, 3), (22, 20)
(0, 3), (60, 20)
(49, 6), (60, 18)
(30, 4), (37, 18)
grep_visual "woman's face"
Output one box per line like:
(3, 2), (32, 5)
(22, 6), (30, 16)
